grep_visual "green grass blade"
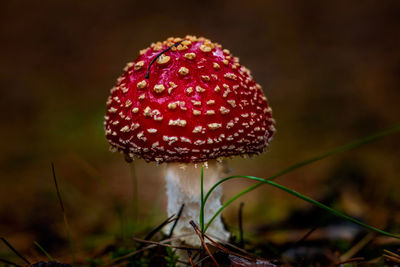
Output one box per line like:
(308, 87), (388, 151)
(200, 165), (205, 233)
(34, 241), (55, 261)
(204, 123), (400, 210)
(204, 176), (400, 239)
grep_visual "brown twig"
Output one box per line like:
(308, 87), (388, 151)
(201, 232), (254, 261)
(0, 237), (30, 265)
(188, 250), (196, 267)
(189, 221), (220, 267)
(206, 233), (257, 259)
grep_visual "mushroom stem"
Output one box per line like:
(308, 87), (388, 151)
(165, 161), (230, 246)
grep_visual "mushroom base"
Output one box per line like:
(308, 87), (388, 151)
(164, 161), (230, 247)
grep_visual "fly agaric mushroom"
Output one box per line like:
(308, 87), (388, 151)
(104, 36), (275, 246)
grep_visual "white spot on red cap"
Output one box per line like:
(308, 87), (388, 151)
(109, 107), (117, 113)
(143, 106), (152, 117)
(157, 54), (170, 65)
(191, 100), (201, 106)
(120, 126), (130, 132)
(192, 126), (203, 133)
(147, 128), (157, 134)
(220, 106), (230, 114)
(227, 100), (236, 107)
(184, 53), (196, 60)
(208, 123), (222, 130)
(178, 67), (189, 76)
(169, 119), (187, 127)
(196, 86), (206, 93)
(168, 102), (178, 110)
(193, 110), (201, 116)
(201, 75), (210, 82)
(180, 137), (191, 143)
(224, 73), (237, 80)
(125, 100), (132, 107)
(200, 44), (212, 52)
(137, 80), (147, 89)
(154, 84), (165, 93)
(134, 61), (144, 70)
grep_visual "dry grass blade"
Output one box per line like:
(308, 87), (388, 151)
(34, 241), (55, 261)
(384, 255), (400, 264)
(340, 232), (375, 261)
(168, 204), (185, 238)
(294, 224), (320, 246)
(112, 261), (131, 267)
(0, 258), (22, 267)
(238, 202), (244, 248)
(189, 220), (220, 267)
(104, 246), (149, 266)
(51, 163), (75, 265)
(130, 214), (177, 261)
(176, 259), (192, 266)
(194, 255), (211, 265)
(383, 249), (400, 264)
(0, 237), (30, 265)
(51, 163), (65, 213)
(144, 214), (176, 241)
(333, 257), (365, 266)
(133, 237), (201, 251)
(383, 249), (400, 258)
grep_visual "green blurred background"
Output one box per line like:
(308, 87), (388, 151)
(1, 0), (399, 261)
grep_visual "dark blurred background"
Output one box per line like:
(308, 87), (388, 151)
(1, 0), (399, 262)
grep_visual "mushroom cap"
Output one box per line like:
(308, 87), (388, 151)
(104, 36), (275, 163)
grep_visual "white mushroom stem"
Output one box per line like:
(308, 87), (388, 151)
(164, 161), (230, 247)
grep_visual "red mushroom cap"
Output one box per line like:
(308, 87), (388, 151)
(104, 36), (275, 163)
